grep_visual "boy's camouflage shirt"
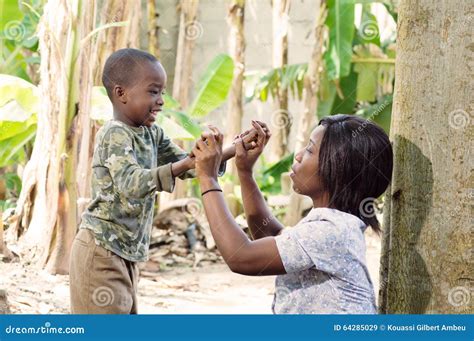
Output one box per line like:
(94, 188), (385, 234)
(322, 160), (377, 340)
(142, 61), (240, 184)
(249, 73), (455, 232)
(80, 120), (204, 262)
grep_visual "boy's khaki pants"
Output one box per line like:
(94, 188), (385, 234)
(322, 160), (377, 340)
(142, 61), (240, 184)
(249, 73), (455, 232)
(69, 229), (139, 314)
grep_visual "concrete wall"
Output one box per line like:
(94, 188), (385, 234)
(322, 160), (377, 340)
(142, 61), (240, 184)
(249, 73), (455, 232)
(157, 0), (319, 155)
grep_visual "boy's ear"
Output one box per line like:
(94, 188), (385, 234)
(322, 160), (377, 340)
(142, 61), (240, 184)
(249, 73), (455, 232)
(113, 85), (127, 104)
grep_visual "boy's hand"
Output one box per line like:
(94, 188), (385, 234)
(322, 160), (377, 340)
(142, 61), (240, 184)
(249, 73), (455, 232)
(188, 121), (270, 160)
(235, 120), (271, 174)
(233, 120), (270, 151)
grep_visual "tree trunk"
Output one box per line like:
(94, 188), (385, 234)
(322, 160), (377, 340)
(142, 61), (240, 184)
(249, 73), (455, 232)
(76, 1), (100, 219)
(379, 0), (472, 313)
(93, 0), (142, 85)
(223, 0), (245, 216)
(270, 0), (290, 162)
(7, 0), (96, 275)
(161, 0), (199, 205)
(78, 0), (142, 216)
(147, 0), (160, 57)
(285, 1), (326, 226)
(173, 0), (199, 110)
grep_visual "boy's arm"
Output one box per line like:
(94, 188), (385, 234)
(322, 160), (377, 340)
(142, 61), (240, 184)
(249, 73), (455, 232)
(222, 129), (257, 161)
(220, 128), (265, 162)
(156, 126), (196, 180)
(169, 125), (269, 178)
(170, 156), (194, 178)
(221, 145), (236, 162)
(156, 125), (226, 182)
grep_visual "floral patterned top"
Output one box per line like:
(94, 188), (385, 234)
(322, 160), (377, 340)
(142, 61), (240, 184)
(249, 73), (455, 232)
(273, 207), (377, 314)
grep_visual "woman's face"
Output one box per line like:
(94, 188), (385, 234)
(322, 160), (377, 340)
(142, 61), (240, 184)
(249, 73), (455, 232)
(290, 125), (326, 197)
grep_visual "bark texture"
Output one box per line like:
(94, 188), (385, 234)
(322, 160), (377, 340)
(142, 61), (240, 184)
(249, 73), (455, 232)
(285, 1), (326, 226)
(270, 0), (291, 162)
(379, 0), (473, 313)
(8, 0), (97, 274)
(223, 0), (246, 216)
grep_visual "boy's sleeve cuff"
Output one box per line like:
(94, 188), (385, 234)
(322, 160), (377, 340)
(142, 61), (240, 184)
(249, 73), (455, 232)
(218, 161), (227, 177)
(152, 163), (175, 193)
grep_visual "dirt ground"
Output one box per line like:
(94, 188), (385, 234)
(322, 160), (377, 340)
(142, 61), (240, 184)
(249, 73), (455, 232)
(0, 229), (381, 314)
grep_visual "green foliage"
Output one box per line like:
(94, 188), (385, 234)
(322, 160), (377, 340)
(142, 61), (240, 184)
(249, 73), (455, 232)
(354, 62), (378, 102)
(355, 94), (392, 133)
(245, 63), (307, 103)
(0, 50), (235, 169)
(256, 153), (294, 194)
(3, 171), (22, 194)
(332, 65), (359, 114)
(356, 4), (381, 46)
(89, 86), (198, 141)
(324, 0), (356, 80)
(163, 93), (180, 110)
(89, 86), (112, 121)
(317, 71), (337, 118)
(381, 0), (397, 22)
(0, 73), (39, 114)
(0, 74), (38, 167)
(0, 0), (42, 81)
(245, 2), (395, 122)
(156, 114), (195, 140)
(0, 171), (22, 211)
(353, 44), (395, 103)
(161, 109), (202, 138)
(161, 53), (236, 137)
(188, 54), (234, 118)
(0, 124), (35, 167)
(0, 199), (16, 211)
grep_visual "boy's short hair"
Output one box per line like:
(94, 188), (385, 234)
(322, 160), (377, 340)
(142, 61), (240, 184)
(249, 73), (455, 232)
(318, 114), (393, 233)
(102, 48), (158, 99)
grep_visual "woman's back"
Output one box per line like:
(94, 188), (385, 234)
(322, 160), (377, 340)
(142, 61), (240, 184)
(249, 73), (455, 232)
(273, 208), (376, 314)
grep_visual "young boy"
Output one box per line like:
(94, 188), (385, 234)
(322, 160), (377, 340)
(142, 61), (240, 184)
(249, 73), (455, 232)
(69, 48), (259, 314)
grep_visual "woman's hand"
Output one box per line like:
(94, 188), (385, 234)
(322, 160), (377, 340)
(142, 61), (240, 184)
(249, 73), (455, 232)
(191, 125), (223, 181)
(235, 120), (271, 175)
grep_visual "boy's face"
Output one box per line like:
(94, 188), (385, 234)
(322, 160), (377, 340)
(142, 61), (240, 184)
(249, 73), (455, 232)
(118, 61), (167, 127)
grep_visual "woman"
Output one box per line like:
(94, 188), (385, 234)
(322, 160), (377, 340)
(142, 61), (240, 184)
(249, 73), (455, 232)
(192, 115), (393, 314)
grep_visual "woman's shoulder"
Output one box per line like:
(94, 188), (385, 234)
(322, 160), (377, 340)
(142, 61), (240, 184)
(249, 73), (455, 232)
(300, 207), (365, 229)
(286, 207), (367, 243)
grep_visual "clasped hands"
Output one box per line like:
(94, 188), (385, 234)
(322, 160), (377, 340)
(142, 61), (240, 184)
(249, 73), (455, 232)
(191, 120), (271, 181)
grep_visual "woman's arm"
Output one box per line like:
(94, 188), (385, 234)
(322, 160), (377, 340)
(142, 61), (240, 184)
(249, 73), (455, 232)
(192, 124), (286, 276)
(199, 176), (285, 276)
(238, 170), (284, 239)
(234, 121), (284, 239)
